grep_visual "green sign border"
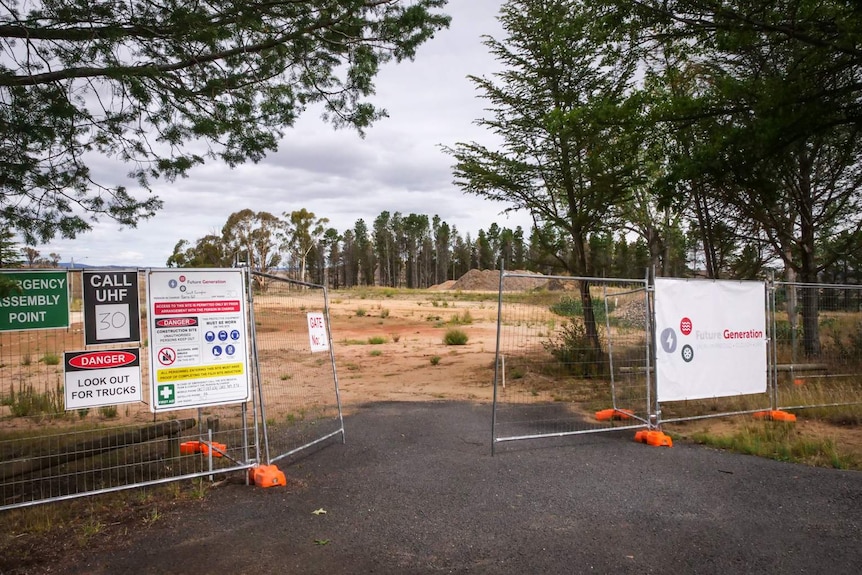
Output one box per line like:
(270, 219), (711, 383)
(0, 270), (70, 331)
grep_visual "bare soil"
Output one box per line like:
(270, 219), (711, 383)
(326, 293), (500, 406)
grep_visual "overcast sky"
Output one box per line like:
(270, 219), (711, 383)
(38, 0), (534, 268)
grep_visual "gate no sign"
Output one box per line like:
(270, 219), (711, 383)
(83, 270), (141, 345)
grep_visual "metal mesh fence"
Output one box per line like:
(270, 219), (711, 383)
(1, 270), (256, 510)
(249, 273), (344, 465)
(771, 282), (862, 413)
(492, 273), (650, 448)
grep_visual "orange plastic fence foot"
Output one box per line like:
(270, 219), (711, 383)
(595, 408), (634, 421)
(179, 440), (227, 457)
(634, 430), (673, 447)
(753, 410), (797, 422)
(249, 464), (286, 488)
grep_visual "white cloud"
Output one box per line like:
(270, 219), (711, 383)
(38, 0), (532, 267)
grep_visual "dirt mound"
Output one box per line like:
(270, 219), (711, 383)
(429, 280), (457, 290)
(449, 269), (548, 291)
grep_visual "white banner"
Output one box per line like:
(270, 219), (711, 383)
(655, 278), (767, 402)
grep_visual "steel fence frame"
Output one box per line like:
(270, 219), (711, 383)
(248, 272), (345, 466)
(491, 270), (651, 453)
(493, 273), (862, 448)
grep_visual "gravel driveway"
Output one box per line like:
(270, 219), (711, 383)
(67, 401), (862, 574)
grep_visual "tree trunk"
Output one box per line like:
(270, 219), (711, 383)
(572, 233), (602, 373)
(798, 156), (821, 357)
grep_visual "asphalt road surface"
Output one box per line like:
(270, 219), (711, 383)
(67, 401), (861, 574)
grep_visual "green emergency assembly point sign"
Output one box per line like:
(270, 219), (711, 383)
(0, 271), (70, 331)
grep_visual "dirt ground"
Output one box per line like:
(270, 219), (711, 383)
(326, 292), (501, 405)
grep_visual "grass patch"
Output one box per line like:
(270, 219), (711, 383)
(430, 355), (441, 366)
(448, 310), (473, 325)
(370, 349), (383, 357)
(367, 336), (387, 345)
(684, 421), (860, 470)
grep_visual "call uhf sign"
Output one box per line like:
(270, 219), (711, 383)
(83, 270), (141, 345)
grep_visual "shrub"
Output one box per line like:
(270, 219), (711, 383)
(368, 336), (387, 345)
(430, 355), (441, 365)
(543, 318), (607, 377)
(99, 405), (118, 419)
(443, 329), (468, 345)
(448, 310), (473, 325)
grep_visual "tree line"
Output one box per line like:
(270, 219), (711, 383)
(166, 208), (690, 287)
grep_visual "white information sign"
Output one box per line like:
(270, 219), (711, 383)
(147, 269), (250, 412)
(64, 349), (142, 409)
(307, 312), (330, 353)
(655, 278), (768, 402)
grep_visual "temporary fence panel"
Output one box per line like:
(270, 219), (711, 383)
(249, 273), (344, 465)
(1, 269), (257, 511)
(654, 278), (774, 425)
(492, 272), (651, 451)
(771, 282), (862, 413)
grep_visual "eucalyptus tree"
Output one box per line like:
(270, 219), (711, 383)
(1, 1), (449, 243)
(447, 0), (642, 355)
(282, 209), (329, 284)
(166, 234), (232, 268)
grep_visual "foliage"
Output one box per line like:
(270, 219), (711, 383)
(549, 296), (613, 323)
(0, 229), (22, 268)
(282, 209), (329, 284)
(442, 329), (468, 345)
(5, 382), (64, 417)
(1, 1), (450, 243)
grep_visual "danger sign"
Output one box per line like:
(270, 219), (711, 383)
(64, 349), (142, 409)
